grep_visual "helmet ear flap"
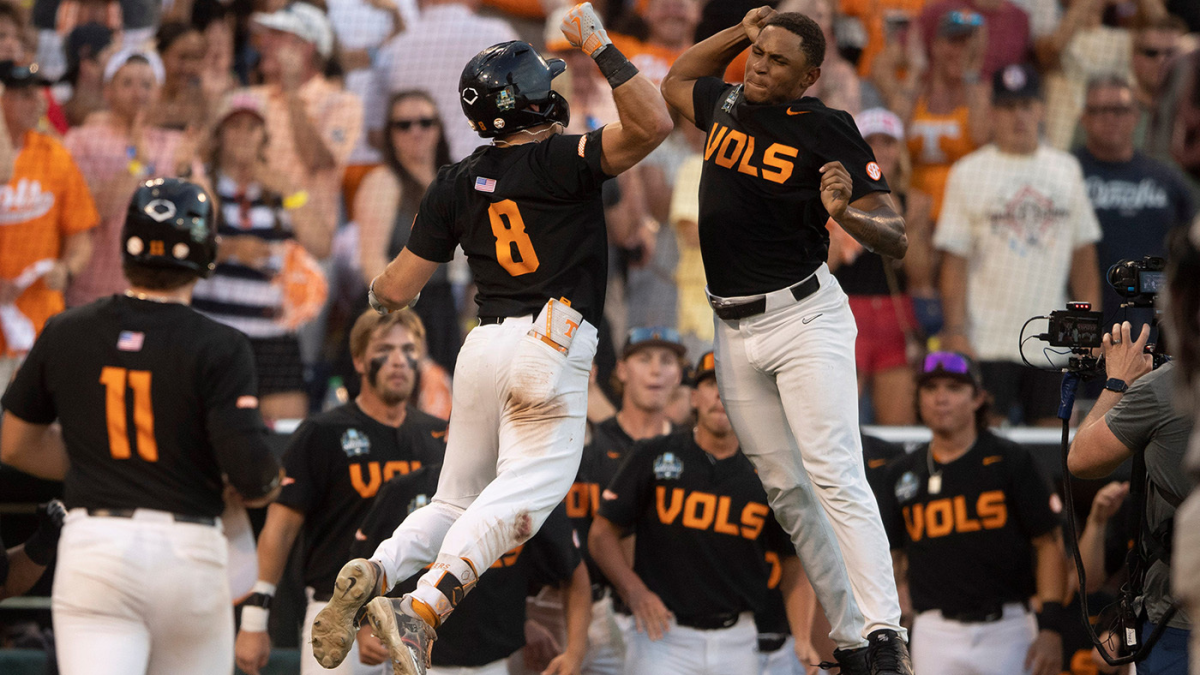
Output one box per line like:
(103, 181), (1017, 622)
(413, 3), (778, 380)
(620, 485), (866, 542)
(546, 91), (570, 129)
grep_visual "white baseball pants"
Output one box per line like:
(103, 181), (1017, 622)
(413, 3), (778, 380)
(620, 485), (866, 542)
(711, 264), (904, 649)
(52, 509), (233, 675)
(372, 315), (597, 588)
(301, 589), (386, 675)
(624, 613), (759, 675)
(910, 603), (1036, 674)
(759, 636), (808, 675)
(513, 590), (626, 675)
(428, 658), (509, 675)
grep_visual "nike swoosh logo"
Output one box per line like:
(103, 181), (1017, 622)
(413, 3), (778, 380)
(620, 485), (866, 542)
(432, 430), (447, 439)
(983, 455), (1003, 466)
(786, 108), (810, 116)
(868, 458), (887, 469)
(606, 451), (620, 459)
(801, 313), (823, 324)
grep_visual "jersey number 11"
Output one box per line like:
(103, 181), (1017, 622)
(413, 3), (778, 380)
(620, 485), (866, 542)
(99, 366), (158, 462)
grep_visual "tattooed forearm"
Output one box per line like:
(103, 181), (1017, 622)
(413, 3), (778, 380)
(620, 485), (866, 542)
(835, 206), (908, 259)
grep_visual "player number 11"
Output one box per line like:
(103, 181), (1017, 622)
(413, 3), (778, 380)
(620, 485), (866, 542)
(100, 366), (158, 462)
(488, 200), (540, 277)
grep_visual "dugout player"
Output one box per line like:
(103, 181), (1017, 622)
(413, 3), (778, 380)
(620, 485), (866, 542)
(234, 309), (447, 675)
(878, 352), (1068, 675)
(660, 8), (912, 673)
(558, 326), (685, 673)
(0, 178), (284, 675)
(350, 465), (591, 675)
(590, 351), (810, 675)
(310, 5), (672, 674)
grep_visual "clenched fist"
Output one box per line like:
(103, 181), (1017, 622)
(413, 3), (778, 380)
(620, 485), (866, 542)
(561, 3), (612, 57)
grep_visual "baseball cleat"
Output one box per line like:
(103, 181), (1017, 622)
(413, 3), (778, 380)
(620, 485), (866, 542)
(364, 596), (437, 675)
(829, 644), (870, 675)
(311, 558), (385, 668)
(866, 629), (913, 675)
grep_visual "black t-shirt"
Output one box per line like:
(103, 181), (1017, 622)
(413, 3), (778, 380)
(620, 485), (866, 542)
(1073, 149), (1195, 317)
(691, 77), (890, 297)
(564, 416), (646, 592)
(275, 402), (446, 594)
(353, 466), (581, 667)
(878, 431), (1061, 615)
(599, 431), (793, 619)
(405, 128), (611, 326)
(2, 296), (274, 518)
(755, 434), (904, 640)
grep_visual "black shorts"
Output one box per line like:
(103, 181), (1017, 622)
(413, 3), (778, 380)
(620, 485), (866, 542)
(249, 335), (305, 395)
(979, 361), (1062, 424)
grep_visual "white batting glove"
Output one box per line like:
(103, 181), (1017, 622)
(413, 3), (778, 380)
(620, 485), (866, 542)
(561, 2), (612, 57)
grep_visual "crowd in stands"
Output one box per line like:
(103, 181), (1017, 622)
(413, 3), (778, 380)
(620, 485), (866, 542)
(1, 0), (1199, 427)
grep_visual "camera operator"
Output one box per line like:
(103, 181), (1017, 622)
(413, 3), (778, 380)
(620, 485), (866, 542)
(1068, 320), (1193, 675)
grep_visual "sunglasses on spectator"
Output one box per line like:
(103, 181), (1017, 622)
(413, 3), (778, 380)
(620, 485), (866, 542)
(1136, 46), (1176, 59)
(390, 117), (438, 131)
(1085, 105), (1136, 116)
(922, 352), (972, 376)
(626, 326), (682, 347)
(946, 10), (984, 27)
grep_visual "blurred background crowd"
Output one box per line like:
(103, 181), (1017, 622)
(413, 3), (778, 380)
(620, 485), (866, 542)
(0, 0), (1198, 428)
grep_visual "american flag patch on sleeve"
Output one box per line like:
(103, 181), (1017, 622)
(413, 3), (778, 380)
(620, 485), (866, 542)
(117, 331), (144, 351)
(474, 176), (496, 193)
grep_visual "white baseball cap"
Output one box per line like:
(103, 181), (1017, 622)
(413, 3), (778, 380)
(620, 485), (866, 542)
(855, 107), (905, 142)
(252, 2), (335, 60)
(103, 47), (165, 85)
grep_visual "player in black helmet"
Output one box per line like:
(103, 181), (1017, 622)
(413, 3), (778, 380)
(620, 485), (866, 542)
(0, 177), (284, 675)
(310, 4), (672, 675)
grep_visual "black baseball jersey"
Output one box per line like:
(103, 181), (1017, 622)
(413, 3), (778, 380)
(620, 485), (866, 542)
(691, 77), (890, 297)
(599, 431), (793, 619)
(405, 128), (611, 326)
(564, 416), (655, 592)
(275, 402), (446, 594)
(352, 466), (581, 668)
(1, 296), (279, 517)
(878, 430), (1061, 615)
(755, 434), (905, 641)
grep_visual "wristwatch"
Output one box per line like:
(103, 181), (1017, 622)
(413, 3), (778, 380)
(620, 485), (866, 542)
(1104, 378), (1129, 393)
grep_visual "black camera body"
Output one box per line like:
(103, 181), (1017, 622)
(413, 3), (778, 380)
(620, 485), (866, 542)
(1108, 256), (1166, 309)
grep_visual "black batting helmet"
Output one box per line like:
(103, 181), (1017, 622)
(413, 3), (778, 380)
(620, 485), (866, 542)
(459, 41), (570, 139)
(122, 178), (217, 278)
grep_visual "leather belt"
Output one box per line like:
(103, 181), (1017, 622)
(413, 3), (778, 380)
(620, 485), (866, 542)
(675, 612), (740, 631)
(710, 275), (820, 321)
(86, 508), (217, 527)
(757, 634), (788, 653)
(941, 601), (1026, 624)
(477, 316), (505, 325)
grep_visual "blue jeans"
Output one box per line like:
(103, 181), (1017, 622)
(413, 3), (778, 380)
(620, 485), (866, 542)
(1137, 623), (1190, 675)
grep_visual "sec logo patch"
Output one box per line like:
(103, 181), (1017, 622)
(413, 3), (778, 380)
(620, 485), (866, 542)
(866, 162), (882, 181)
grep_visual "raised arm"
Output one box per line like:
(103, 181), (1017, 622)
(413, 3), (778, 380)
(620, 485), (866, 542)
(560, 3), (672, 176)
(820, 165), (908, 259)
(661, 6), (776, 124)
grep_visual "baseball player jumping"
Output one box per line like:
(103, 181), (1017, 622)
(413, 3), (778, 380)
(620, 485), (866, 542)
(0, 178), (284, 675)
(661, 7), (912, 674)
(309, 5), (672, 675)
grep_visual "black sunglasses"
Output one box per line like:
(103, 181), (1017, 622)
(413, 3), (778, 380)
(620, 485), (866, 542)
(1137, 46), (1176, 59)
(389, 117), (438, 131)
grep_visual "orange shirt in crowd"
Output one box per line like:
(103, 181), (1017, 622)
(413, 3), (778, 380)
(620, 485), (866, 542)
(840, 0), (928, 78)
(0, 131), (99, 354)
(907, 97), (977, 220)
(481, 0), (545, 19)
(610, 34), (686, 86)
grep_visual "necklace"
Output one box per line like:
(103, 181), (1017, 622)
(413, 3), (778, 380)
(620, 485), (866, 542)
(925, 445), (943, 495)
(125, 290), (185, 305)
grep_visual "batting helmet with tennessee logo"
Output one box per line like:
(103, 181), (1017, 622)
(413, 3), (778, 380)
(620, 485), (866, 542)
(122, 177), (218, 277)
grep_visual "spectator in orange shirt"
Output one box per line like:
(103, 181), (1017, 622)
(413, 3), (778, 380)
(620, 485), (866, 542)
(610, 0), (701, 85)
(0, 62), (98, 387)
(64, 47), (197, 307)
(248, 2), (362, 259)
(840, 0), (928, 78)
(782, 0), (863, 113)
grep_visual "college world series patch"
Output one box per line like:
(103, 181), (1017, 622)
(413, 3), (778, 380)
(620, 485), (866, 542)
(653, 452), (684, 480)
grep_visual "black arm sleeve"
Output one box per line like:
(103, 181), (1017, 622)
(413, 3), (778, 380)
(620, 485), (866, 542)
(203, 333), (280, 500)
(691, 77), (732, 133)
(1008, 447), (1061, 539)
(405, 176), (457, 264)
(1, 319), (58, 424)
(534, 128), (609, 199)
(815, 110), (891, 201)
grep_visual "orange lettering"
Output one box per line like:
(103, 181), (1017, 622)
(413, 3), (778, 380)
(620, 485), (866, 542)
(762, 144), (798, 184)
(903, 504), (924, 542)
(350, 462), (382, 498)
(765, 551), (782, 590)
(736, 135), (759, 178)
(714, 496), (740, 535)
(704, 124), (729, 160)
(740, 502), (768, 539)
(682, 492), (717, 530)
(953, 495), (981, 533)
(656, 486), (684, 524)
(1070, 649), (1099, 675)
(589, 484), (600, 514)
(384, 461), (419, 481)
(715, 130), (748, 169)
(565, 483), (591, 519)
(978, 491), (1008, 529)
(925, 499), (953, 538)
(100, 367), (130, 460)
